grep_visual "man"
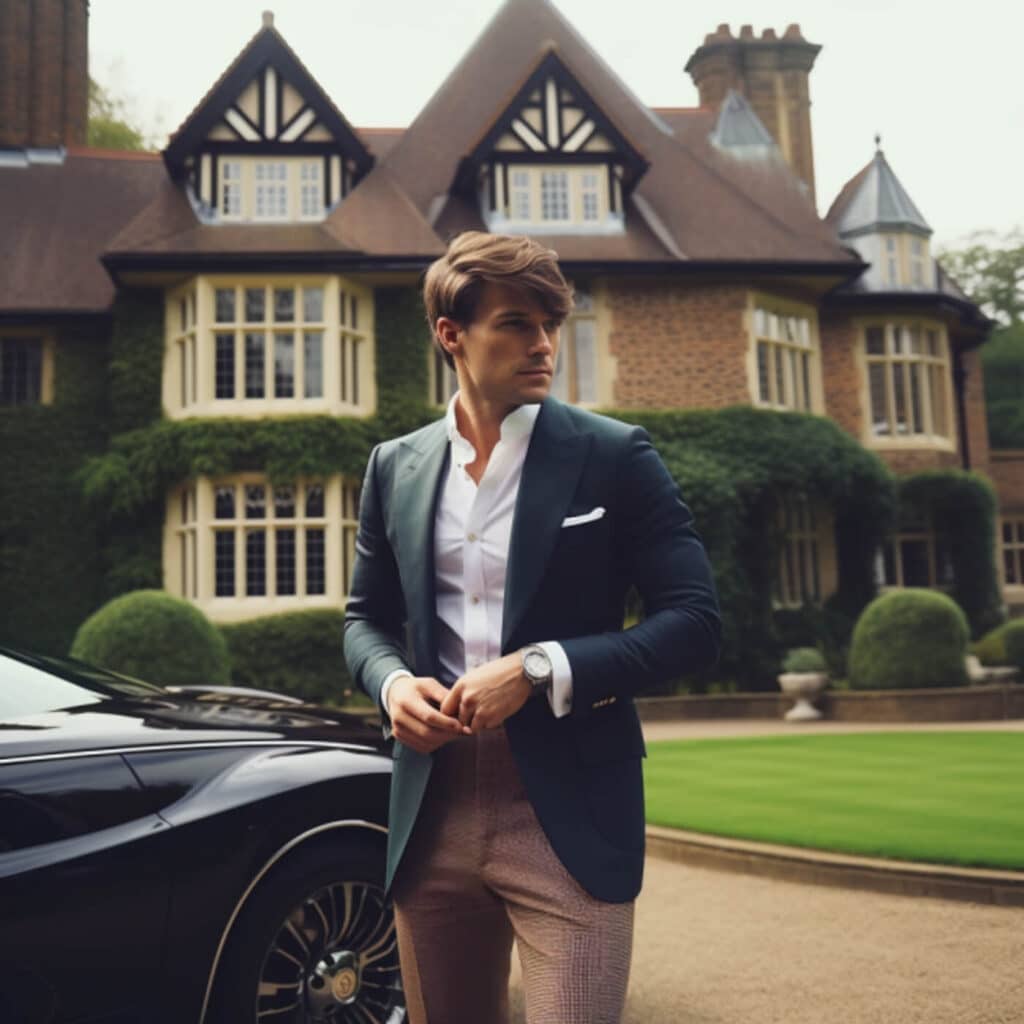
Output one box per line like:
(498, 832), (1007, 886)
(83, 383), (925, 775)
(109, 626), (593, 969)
(344, 231), (721, 1023)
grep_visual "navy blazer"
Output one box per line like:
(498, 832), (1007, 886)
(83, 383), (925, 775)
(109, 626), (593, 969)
(344, 397), (721, 902)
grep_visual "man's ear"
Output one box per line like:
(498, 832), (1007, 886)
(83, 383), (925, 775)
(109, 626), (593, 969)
(435, 317), (462, 361)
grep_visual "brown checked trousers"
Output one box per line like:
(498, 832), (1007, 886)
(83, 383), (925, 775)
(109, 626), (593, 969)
(392, 726), (635, 1024)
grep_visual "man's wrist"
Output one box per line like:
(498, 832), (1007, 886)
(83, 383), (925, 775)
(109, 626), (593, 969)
(520, 644), (553, 696)
(380, 669), (413, 716)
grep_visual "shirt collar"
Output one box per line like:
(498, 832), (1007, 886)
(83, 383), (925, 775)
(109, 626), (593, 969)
(445, 393), (541, 451)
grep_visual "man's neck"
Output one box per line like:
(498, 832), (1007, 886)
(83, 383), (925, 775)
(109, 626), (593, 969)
(453, 393), (518, 483)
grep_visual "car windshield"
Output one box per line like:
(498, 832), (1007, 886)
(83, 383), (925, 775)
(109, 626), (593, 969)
(0, 650), (164, 721)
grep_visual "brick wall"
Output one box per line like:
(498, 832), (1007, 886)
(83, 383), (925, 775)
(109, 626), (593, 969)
(960, 345), (991, 475)
(819, 312), (862, 438)
(607, 281), (750, 408)
(0, 0), (88, 149)
(989, 453), (1024, 513)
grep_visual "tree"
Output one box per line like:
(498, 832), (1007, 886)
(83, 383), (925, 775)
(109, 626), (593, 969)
(938, 228), (1024, 326)
(939, 229), (1024, 448)
(88, 77), (149, 151)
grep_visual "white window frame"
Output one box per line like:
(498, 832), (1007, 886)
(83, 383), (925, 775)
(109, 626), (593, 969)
(164, 276), (374, 419)
(0, 331), (55, 406)
(874, 512), (954, 591)
(748, 296), (822, 413)
(164, 475), (361, 622)
(550, 288), (599, 405)
(216, 156), (325, 223)
(1000, 517), (1024, 591)
(774, 495), (827, 607)
(860, 319), (954, 448)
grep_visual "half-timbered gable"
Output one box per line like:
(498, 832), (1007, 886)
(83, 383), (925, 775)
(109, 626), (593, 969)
(453, 51), (648, 234)
(162, 14), (372, 224)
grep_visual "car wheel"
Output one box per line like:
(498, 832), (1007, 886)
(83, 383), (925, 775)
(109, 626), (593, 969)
(210, 835), (405, 1023)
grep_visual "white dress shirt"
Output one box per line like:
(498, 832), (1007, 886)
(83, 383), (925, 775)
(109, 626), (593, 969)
(381, 395), (573, 718)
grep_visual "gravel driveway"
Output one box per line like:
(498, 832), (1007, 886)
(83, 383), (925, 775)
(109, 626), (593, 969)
(510, 855), (1024, 1023)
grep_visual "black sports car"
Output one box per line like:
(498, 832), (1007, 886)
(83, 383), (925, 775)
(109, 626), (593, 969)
(0, 647), (404, 1024)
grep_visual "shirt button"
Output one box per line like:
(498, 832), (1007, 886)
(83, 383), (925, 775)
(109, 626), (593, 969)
(471, 595), (480, 604)
(467, 532), (477, 542)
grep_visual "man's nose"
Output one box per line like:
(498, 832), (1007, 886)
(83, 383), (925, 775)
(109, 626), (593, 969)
(527, 325), (554, 353)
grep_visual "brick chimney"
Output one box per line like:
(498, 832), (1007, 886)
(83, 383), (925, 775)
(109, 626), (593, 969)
(0, 0), (90, 150)
(685, 24), (821, 203)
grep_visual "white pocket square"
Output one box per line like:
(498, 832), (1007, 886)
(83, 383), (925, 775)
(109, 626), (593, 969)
(561, 506), (606, 528)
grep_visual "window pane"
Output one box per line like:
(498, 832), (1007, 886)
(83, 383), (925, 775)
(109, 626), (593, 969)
(351, 339), (360, 406)
(245, 485), (266, 519)
(215, 532), (235, 596)
(785, 348), (798, 407)
(303, 287), (324, 323)
(892, 325), (905, 355)
(1003, 521), (1014, 544)
(274, 288), (295, 323)
(869, 363), (889, 435)
(909, 363), (923, 433)
(215, 288), (235, 324)
(926, 330), (938, 357)
(306, 528), (325, 595)
(1005, 550), (1018, 585)
(893, 363), (907, 433)
(274, 485), (295, 519)
(801, 353), (811, 410)
(350, 296), (359, 330)
(574, 319), (597, 403)
(245, 333), (265, 398)
(215, 486), (235, 519)
(303, 332), (323, 398)
(339, 290), (347, 326)
(881, 543), (896, 586)
(930, 365), (947, 436)
(540, 171), (570, 221)
(0, 338), (42, 405)
(179, 298), (187, 333)
(908, 326), (922, 354)
(866, 327), (885, 355)
(245, 288), (265, 323)
(774, 345), (784, 405)
(246, 530), (266, 596)
(340, 335), (349, 402)
(274, 333), (295, 398)
(757, 342), (770, 402)
(215, 333), (235, 399)
(306, 484), (325, 518)
(511, 170), (531, 220)
(276, 529), (296, 595)
(581, 172), (599, 221)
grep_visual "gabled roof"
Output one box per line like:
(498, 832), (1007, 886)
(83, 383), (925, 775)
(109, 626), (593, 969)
(0, 149), (164, 314)
(380, 0), (856, 266)
(827, 147), (932, 239)
(163, 17), (372, 177)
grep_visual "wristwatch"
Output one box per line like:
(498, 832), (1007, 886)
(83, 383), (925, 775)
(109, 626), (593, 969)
(521, 644), (553, 696)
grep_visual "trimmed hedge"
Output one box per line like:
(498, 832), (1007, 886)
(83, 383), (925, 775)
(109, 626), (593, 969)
(1004, 620), (1024, 672)
(219, 609), (355, 705)
(972, 620), (1021, 665)
(71, 589), (229, 686)
(849, 589), (970, 690)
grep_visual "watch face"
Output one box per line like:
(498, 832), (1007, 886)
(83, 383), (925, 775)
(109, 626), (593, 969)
(524, 650), (550, 681)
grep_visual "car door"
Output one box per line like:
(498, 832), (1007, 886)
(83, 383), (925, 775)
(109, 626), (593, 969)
(0, 753), (170, 1023)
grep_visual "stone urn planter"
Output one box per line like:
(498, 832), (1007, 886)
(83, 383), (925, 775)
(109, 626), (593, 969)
(778, 648), (828, 722)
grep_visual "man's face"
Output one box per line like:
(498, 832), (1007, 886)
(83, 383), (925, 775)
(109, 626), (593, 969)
(443, 281), (562, 411)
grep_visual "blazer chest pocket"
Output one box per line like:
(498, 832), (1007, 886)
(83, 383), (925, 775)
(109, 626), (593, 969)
(571, 701), (646, 767)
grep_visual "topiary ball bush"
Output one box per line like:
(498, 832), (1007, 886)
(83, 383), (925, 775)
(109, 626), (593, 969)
(1004, 619), (1024, 672)
(71, 589), (230, 687)
(848, 589), (970, 690)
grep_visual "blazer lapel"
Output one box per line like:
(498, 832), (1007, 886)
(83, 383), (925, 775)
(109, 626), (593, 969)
(393, 419), (449, 674)
(502, 399), (591, 651)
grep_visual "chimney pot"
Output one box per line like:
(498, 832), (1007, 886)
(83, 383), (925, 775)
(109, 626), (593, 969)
(783, 23), (803, 40)
(715, 23), (733, 39)
(739, 24), (755, 40)
(761, 28), (778, 41)
(262, 10), (274, 28)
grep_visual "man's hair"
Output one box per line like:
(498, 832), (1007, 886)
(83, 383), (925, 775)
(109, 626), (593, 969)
(423, 232), (574, 369)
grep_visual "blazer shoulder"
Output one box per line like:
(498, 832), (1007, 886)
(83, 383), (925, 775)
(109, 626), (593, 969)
(555, 402), (646, 447)
(374, 416), (446, 462)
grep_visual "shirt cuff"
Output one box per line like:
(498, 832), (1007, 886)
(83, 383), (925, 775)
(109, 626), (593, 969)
(380, 668), (413, 717)
(538, 641), (573, 718)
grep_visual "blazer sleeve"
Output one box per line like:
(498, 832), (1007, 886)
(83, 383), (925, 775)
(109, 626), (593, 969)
(558, 426), (722, 713)
(343, 443), (412, 712)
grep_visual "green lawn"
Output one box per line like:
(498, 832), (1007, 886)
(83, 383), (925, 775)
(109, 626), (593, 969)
(644, 732), (1024, 870)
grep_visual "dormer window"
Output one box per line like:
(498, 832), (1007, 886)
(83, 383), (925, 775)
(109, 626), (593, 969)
(457, 52), (647, 237)
(216, 157), (325, 222)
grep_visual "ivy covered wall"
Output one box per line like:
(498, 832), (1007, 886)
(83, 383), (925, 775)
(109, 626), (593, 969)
(1, 281), (1005, 687)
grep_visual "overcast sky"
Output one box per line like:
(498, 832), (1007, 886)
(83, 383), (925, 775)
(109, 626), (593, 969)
(88, 0), (1022, 249)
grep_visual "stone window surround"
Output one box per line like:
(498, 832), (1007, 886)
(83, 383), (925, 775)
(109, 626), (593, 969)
(878, 232), (931, 290)
(163, 275), (375, 420)
(745, 292), (824, 415)
(773, 494), (837, 608)
(216, 155), (326, 223)
(854, 316), (955, 452)
(874, 513), (953, 591)
(164, 474), (361, 623)
(999, 515), (1024, 593)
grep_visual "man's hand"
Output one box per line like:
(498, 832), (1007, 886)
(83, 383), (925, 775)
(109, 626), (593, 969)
(388, 675), (469, 754)
(440, 653), (531, 732)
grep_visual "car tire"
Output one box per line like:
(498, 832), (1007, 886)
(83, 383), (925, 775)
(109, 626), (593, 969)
(208, 834), (405, 1024)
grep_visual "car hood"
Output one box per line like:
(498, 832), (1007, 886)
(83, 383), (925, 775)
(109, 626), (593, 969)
(0, 689), (387, 761)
